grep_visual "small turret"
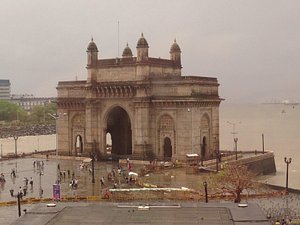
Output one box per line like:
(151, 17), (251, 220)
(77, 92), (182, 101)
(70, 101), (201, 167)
(136, 33), (149, 62)
(86, 38), (98, 66)
(170, 39), (181, 66)
(122, 43), (133, 58)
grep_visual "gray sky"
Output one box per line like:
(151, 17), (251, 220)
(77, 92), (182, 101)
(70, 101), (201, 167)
(1, 0), (299, 103)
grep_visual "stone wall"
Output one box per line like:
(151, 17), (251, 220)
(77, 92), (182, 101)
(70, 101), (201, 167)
(228, 151), (276, 175)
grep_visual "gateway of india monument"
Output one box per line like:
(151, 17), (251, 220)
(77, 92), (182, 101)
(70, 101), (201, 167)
(56, 34), (222, 161)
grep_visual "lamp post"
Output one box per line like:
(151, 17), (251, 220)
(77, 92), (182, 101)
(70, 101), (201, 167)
(262, 133), (265, 154)
(284, 157), (292, 193)
(203, 181), (208, 203)
(13, 135), (18, 158)
(234, 138), (238, 160)
(91, 140), (96, 184)
(11, 189), (22, 217)
(227, 121), (241, 155)
(48, 113), (66, 184)
(38, 163), (44, 198)
(188, 108), (194, 153)
(16, 192), (21, 217)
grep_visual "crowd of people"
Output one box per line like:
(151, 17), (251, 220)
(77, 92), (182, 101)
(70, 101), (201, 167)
(2, 156), (138, 201)
(72, 157), (138, 199)
(274, 218), (291, 225)
(9, 175), (34, 198)
(7, 159), (46, 198)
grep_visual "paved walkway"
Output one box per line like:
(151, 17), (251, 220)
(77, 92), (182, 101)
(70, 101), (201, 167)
(0, 156), (202, 202)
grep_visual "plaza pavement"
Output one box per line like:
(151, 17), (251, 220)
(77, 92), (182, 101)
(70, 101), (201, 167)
(0, 156), (122, 202)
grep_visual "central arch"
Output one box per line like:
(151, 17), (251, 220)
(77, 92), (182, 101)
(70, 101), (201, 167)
(106, 106), (132, 155)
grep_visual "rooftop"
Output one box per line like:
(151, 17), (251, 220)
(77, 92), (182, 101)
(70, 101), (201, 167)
(0, 79), (10, 85)
(11, 201), (270, 225)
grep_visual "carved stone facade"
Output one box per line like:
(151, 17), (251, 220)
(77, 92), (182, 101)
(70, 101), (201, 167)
(56, 34), (222, 160)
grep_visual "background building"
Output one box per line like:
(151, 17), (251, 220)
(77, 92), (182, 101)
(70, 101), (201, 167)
(0, 79), (11, 100)
(57, 34), (222, 161)
(10, 94), (56, 111)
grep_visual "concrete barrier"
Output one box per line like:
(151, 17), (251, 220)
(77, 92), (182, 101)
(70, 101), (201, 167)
(87, 196), (101, 201)
(226, 151), (276, 175)
(5, 200), (17, 205)
(75, 196), (87, 201)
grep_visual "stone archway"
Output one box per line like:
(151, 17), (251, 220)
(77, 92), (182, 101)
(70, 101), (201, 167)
(201, 114), (210, 159)
(71, 113), (85, 156)
(163, 137), (172, 159)
(106, 106), (132, 155)
(201, 136), (207, 159)
(158, 114), (175, 159)
(75, 135), (83, 155)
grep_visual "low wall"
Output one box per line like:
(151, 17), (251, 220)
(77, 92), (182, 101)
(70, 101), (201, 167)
(228, 151), (276, 175)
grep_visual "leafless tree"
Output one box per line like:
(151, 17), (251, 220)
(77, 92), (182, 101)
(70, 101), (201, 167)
(207, 163), (261, 203)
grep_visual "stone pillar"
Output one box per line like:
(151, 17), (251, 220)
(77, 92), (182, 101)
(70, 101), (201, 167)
(85, 101), (99, 154)
(134, 102), (151, 157)
(211, 105), (220, 153)
(57, 110), (69, 155)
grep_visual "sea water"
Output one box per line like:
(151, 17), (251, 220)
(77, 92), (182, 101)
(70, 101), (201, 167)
(220, 103), (300, 189)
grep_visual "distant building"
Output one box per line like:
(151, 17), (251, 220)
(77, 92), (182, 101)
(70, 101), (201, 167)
(0, 79), (11, 100)
(10, 94), (56, 111)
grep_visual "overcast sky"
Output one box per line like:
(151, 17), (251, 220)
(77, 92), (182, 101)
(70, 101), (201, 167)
(1, 0), (299, 103)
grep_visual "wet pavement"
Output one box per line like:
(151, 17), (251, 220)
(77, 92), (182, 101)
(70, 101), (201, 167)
(0, 157), (205, 202)
(0, 157), (130, 202)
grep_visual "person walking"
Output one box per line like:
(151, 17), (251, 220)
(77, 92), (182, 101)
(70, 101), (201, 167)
(29, 177), (33, 188)
(0, 173), (5, 183)
(24, 177), (28, 186)
(11, 169), (16, 178)
(100, 177), (105, 187)
(18, 186), (23, 198)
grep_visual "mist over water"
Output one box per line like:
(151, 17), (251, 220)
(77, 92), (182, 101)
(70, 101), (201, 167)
(220, 103), (300, 152)
(220, 103), (300, 189)
(0, 104), (299, 188)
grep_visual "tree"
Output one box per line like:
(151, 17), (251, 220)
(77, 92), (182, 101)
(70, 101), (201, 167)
(206, 163), (261, 203)
(0, 100), (27, 122)
(28, 103), (57, 123)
